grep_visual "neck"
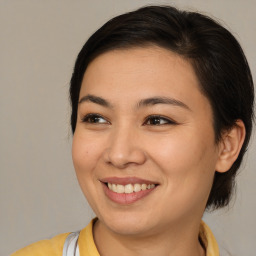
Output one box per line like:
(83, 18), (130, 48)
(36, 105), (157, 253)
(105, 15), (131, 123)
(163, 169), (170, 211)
(93, 219), (206, 256)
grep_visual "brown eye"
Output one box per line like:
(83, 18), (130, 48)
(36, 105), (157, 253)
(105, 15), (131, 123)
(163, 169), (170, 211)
(144, 115), (176, 125)
(82, 114), (108, 124)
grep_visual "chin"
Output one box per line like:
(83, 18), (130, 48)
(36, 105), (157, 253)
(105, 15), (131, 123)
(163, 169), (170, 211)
(108, 221), (150, 236)
(100, 210), (154, 236)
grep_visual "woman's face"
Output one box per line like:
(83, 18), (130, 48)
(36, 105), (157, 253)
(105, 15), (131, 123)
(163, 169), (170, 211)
(72, 46), (221, 236)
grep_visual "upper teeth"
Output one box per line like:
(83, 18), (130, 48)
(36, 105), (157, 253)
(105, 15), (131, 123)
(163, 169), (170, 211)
(108, 183), (156, 194)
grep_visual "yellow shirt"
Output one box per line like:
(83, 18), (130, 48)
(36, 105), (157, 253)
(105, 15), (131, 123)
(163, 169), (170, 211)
(11, 220), (219, 256)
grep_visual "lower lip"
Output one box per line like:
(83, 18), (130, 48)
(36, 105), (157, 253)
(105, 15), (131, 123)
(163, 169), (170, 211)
(102, 183), (157, 205)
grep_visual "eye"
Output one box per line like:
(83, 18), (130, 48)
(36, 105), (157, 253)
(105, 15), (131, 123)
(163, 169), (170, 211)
(81, 113), (109, 124)
(143, 115), (176, 126)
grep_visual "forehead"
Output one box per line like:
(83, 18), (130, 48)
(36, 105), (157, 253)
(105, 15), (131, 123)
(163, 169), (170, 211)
(80, 46), (210, 112)
(83, 46), (197, 84)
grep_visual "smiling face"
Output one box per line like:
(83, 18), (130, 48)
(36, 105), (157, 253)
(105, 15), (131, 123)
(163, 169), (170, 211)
(72, 46), (221, 236)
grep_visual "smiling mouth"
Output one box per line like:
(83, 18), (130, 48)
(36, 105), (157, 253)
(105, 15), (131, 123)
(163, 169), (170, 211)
(100, 178), (159, 204)
(106, 183), (156, 194)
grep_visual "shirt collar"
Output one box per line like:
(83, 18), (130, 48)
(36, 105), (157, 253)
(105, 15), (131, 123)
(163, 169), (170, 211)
(200, 220), (220, 256)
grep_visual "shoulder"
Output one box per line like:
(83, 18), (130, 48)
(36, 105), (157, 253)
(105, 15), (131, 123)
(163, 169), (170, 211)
(10, 219), (97, 256)
(10, 232), (70, 256)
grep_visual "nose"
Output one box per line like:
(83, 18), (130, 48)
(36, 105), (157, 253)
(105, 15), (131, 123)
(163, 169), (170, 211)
(103, 125), (147, 169)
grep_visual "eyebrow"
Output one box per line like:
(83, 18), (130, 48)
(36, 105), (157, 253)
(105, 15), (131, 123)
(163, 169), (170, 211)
(137, 96), (191, 111)
(79, 94), (113, 108)
(78, 94), (191, 111)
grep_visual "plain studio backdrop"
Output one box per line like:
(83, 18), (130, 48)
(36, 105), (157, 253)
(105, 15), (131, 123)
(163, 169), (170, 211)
(1, 0), (255, 255)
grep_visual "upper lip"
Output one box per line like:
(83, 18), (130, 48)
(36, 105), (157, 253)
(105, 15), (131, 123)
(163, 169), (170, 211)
(100, 176), (159, 185)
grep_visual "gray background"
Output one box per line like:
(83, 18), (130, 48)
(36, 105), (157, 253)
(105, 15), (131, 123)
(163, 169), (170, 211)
(1, 0), (255, 255)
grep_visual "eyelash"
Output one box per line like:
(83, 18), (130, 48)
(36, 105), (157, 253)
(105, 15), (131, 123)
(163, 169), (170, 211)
(81, 113), (177, 126)
(81, 114), (109, 124)
(143, 115), (176, 126)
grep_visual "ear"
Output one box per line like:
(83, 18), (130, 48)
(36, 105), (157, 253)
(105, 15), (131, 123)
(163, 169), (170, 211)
(215, 120), (246, 173)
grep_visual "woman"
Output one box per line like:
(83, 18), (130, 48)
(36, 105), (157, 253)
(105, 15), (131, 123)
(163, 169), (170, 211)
(11, 5), (254, 256)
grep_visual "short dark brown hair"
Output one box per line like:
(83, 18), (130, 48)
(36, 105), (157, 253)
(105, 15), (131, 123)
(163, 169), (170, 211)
(69, 5), (254, 210)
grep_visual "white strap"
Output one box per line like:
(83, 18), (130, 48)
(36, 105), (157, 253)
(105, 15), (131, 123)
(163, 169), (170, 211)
(62, 231), (80, 256)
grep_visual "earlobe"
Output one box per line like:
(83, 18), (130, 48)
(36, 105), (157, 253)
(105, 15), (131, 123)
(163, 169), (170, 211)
(215, 120), (246, 173)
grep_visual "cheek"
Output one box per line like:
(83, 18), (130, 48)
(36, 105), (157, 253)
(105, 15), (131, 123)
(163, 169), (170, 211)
(72, 134), (88, 172)
(72, 131), (105, 208)
(148, 131), (216, 195)
(72, 131), (102, 184)
(148, 131), (209, 168)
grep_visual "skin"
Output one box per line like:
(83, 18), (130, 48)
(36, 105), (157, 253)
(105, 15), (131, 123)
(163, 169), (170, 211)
(72, 46), (245, 256)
